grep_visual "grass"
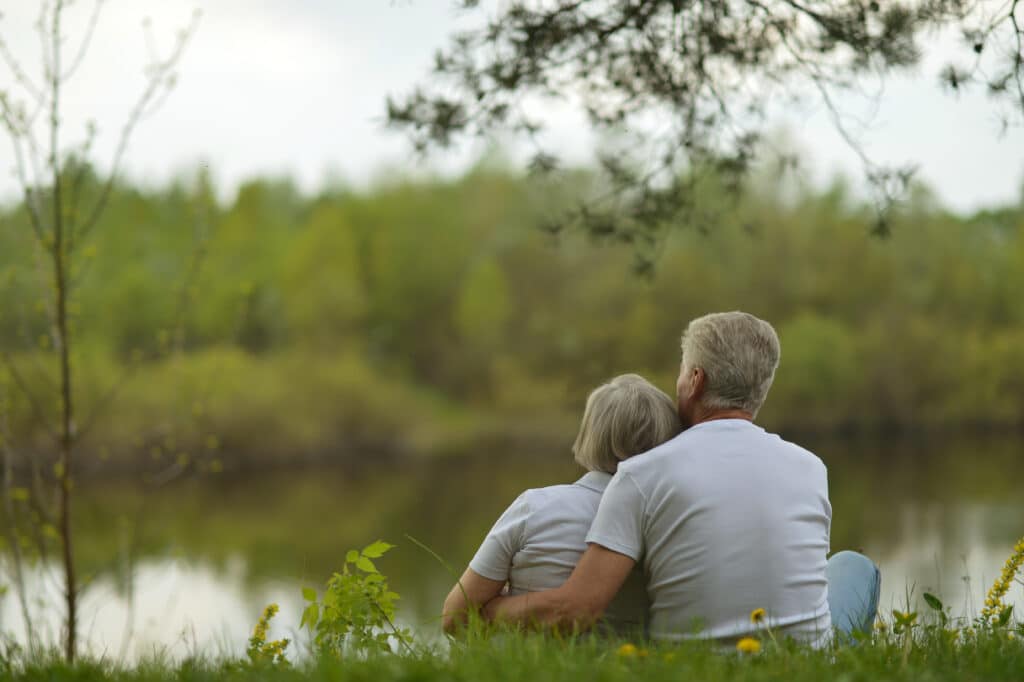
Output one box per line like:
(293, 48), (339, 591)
(4, 624), (1024, 682)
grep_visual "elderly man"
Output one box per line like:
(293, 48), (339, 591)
(484, 311), (879, 643)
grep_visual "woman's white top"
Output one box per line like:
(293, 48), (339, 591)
(469, 471), (649, 633)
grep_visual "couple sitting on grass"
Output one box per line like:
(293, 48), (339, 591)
(443, 311), (880, 646)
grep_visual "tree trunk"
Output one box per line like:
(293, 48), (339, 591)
(49, 1), (77, 661)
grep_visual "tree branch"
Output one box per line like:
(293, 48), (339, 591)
(60, 0), (105, 82)
(74, 9), (200, 244)
(0, 35), (44, 104)
(1010, 0), (1024, 111)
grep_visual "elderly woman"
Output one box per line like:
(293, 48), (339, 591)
(441, 374), (682, 634)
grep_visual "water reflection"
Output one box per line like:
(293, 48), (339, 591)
(877, 502), (1021, 613)
(0, 436), (1021, 659)
(0, 557), (309, 661)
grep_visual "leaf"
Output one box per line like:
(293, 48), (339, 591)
(997, 605), (1014, 627)
(362, 540), (395, 558)
(345, 550), (359, 564)
(300, 603), (319, 629)
(923, 593), (944, 612)
(355, 556), (378, 573)
(302, 586), (317, 601)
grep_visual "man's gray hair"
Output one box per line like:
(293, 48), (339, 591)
(573, 374), (681, 474)
(681, 312), (781, 417)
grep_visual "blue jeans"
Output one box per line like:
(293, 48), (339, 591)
(826, 550), (881, 636)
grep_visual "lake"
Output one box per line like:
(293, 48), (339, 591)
(1, 433), (1022, 660)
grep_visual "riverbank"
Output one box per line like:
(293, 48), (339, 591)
(5, 343), (1024, 479)
(8, 627), (1024, 682)
(3, 345), (579, 477)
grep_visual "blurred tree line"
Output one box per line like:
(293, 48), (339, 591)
(1, 161), (1023, 469)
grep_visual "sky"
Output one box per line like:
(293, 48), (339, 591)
(0, 0), (1022, 213)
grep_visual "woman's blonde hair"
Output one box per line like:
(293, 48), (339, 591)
(572, 374), (681, 474)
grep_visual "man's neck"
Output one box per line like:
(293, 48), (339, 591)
(690, 408), (754, 427)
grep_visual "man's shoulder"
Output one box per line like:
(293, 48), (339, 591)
(617, 423), (827, 475)
(768, 431), (828, 470)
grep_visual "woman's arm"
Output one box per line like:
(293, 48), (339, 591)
(446, 492), (530, 633)
(442, 568), (507, 634)
(482, 543), (635, 631)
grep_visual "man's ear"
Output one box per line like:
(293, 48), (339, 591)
(691, 367), (706, 400)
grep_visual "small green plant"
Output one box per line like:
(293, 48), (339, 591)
(246, 603), (290, 666)
(920, 593), (962, 649)
(892, 609), (919, 635)
(301, 540), (412, 657)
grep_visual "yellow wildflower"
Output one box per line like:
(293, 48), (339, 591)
(736, 637), (761, 654)
(252, 603), (279, 642)
(615, 643), (648, 658)
(248, 603), (289, 665)
(616, 643), (640, 658)
(980, 536), (1024, 625)
(750, 608), (767, 625)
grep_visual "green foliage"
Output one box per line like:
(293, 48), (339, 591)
(279, 205), (366, 344)
(3, 163), (1024, 462)
(300, 541), (412, 657)
(771, 314), (862, 429)
(454, 261), (510, 352)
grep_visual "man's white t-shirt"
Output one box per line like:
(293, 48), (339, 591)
(469, 471), (649, 633)
(586, 419), (832, 645)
